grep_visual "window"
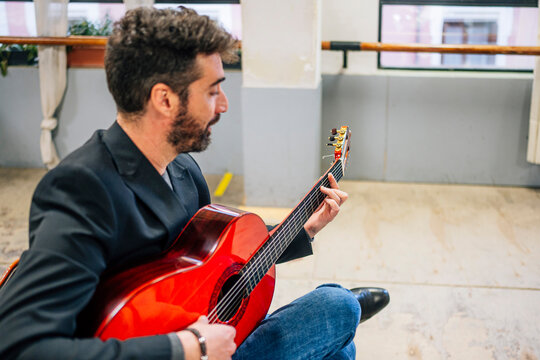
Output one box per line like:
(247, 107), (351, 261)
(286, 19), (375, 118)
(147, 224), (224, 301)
(0, 1), (37, 36)
(67, 2), (125, 30)
(379, 1), (538, 71)
(0, 1), (241, 40)
(154, 3), (241, 39)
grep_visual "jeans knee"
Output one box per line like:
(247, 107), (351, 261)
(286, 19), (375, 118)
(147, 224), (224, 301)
(315, 284), (361, 333)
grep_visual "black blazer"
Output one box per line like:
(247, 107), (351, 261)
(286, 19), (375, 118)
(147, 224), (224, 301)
(0, 122), (312, 359)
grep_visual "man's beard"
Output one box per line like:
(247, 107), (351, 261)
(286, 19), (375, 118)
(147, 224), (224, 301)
(167, 110), (219, 153)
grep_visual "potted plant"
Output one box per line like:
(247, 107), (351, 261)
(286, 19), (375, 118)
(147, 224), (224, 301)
(67, 16), (112, 68)
(0, 44), (38, 77)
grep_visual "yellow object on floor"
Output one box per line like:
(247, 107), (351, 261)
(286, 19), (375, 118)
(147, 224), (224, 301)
(213, 171), (233, 197)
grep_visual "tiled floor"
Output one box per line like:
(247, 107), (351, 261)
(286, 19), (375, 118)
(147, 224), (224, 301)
(1, 168), (539, 359)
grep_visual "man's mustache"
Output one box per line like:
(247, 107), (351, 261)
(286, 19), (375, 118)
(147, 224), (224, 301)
(209, 114), (220, 127)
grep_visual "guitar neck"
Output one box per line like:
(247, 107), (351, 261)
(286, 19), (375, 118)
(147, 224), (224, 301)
(272, 159), (344, 254)
(240, 159), (344, 293)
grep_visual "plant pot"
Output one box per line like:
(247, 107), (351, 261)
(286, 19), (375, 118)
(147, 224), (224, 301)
(67, 45), (105, 68)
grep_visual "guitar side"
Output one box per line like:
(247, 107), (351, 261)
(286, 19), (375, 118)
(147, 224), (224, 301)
(78, 204), (276, 345)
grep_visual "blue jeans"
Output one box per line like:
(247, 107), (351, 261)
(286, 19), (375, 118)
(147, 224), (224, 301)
(233, 284), (360, 360)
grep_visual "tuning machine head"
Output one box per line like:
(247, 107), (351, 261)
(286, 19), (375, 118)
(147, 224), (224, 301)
(325, 126), (350, 162)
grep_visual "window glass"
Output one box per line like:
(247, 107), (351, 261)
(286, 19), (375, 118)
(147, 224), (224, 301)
(380, 5), (538, 70)
(154, 3), (241, 39)
(0, 1), (37, 36)
(67, 2), (125, 31)
(0, 2), (241, 40)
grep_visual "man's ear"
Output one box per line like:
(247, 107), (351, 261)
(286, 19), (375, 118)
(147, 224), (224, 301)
(148, 83), (178, 117)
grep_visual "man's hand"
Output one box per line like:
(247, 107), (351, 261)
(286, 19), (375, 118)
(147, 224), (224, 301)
(177, 316), (236, 360)
(304, 173), (348, 238)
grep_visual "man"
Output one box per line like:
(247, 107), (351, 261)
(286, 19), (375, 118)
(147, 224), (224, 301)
(0, 7), (389, 360)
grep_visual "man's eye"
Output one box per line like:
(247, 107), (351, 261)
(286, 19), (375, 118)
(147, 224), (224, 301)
(210, 85), (221, 96)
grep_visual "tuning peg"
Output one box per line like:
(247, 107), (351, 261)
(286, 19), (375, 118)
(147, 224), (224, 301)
(328, 136), (336, 141)
(327, 143), (342, 149)
(331, 128), (337, 135)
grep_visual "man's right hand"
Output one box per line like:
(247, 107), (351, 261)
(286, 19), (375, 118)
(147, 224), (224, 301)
(177, 316), (237, 360)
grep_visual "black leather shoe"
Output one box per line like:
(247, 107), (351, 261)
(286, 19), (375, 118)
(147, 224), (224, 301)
(351, 287), (390, 323)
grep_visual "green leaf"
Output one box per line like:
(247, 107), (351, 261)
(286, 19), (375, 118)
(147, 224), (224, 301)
(68, 15), (113, 36)
(1, 59), (8, 77)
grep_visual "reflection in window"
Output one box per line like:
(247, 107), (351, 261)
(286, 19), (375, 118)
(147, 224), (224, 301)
(380, 5), (537, 71)
(442, 20), (497, 66)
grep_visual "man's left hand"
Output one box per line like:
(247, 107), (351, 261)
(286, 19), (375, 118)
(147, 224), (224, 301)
(303, 173), (348, 238)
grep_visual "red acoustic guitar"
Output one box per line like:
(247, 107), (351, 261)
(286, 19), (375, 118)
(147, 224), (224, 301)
(77, 126), (352, 345)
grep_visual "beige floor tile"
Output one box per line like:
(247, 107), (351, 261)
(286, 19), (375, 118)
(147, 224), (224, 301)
(0, 168), (46, 270)
(309, 181), (540, 289)
(354, 284), (540, 359)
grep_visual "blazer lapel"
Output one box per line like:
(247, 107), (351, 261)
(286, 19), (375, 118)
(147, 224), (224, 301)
(167, 159), (201, 218)
(102, 122), (190, 240)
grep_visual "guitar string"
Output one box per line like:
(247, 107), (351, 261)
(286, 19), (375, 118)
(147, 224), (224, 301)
(207, 162), (345, 323)
(207, 163), (344, 324)
(206, 160), (345, 324)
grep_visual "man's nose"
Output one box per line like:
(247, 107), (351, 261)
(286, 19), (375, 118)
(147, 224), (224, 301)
(217, 88), (228, 113)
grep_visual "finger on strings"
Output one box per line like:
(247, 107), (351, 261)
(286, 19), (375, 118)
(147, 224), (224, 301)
(320, 186), (342, 205)
(325, 198), (340, 213)
(326, 174), (348, 202)
(328, 173), (339, 189)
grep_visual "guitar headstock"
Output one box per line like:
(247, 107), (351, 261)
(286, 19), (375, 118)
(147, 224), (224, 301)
(327, 126), (352, 173)
(328, 126), (351, 160)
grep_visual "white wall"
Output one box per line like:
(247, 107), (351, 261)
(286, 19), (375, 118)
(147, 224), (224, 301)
(321, 0), (380, 75)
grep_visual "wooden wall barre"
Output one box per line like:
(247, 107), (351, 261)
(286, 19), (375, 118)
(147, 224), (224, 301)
(0, 36), (108, 46)
(2, 36), (540, 56)
(322, 41), (540, 56)
(321, 41), (540, 68)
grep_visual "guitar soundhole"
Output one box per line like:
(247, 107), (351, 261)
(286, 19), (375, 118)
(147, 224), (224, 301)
(216, 274), (245, 322)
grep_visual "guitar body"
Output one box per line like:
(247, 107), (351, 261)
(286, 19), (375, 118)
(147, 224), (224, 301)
(79, 204), (275, 346)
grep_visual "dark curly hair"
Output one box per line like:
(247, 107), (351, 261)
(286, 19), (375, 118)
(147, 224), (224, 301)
(105, 6), (238, 116)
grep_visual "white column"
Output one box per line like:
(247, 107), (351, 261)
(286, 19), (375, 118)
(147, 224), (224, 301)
(241, 0), (323, 207)
(123, 0), (154, 11)
(527, 8), (540, 164)
(242, 0), (321, 89)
